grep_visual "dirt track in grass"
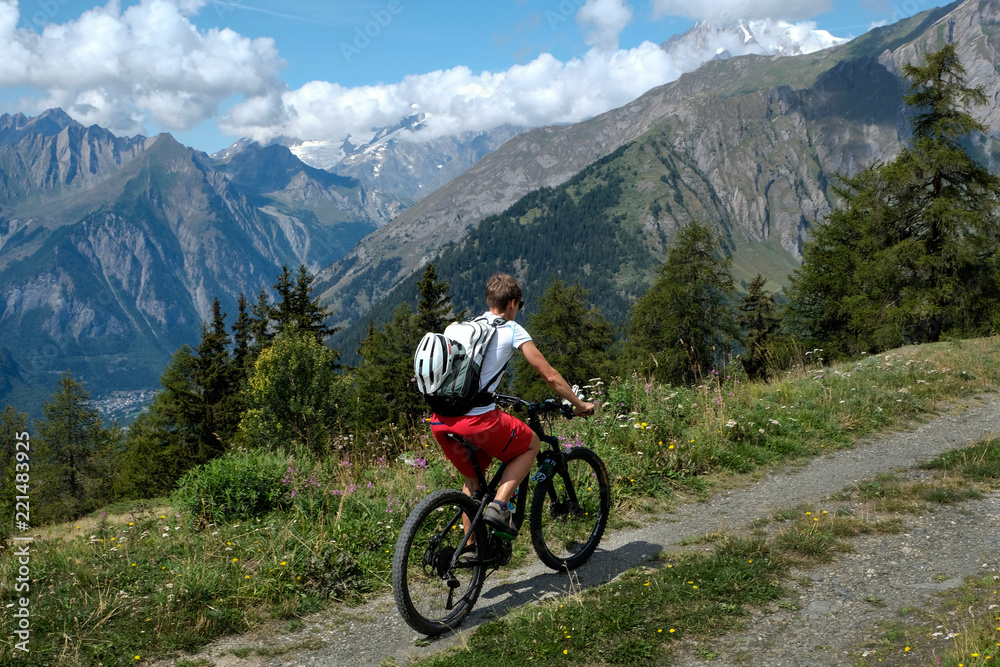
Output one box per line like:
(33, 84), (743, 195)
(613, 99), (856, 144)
(152, 395), (1000, 667)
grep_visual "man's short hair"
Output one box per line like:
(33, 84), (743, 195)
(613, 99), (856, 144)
(485, 273), (522, 311)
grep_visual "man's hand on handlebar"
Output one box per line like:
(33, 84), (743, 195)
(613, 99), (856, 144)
(573, 401), (596, 417)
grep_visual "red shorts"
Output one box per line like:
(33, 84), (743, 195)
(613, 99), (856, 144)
(430, 409), (535, 478)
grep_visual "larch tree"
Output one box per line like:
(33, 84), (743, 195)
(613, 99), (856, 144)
(33, 372), (117, 523)
(787, 43), (1000, 356)
(737, 275), (782, 381)
(625, 221), (737, 385)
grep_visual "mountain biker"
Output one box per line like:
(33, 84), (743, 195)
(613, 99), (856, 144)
(428, 273), (595, 539)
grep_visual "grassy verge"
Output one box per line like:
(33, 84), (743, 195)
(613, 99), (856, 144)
(414, 437), (1000, 666)
(852, 573), (1000, 667)
(2, 337), (1000, 665)
(850, 439), (1000, 667)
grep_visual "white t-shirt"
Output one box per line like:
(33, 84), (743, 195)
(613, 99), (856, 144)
(467, 312), (532, 416)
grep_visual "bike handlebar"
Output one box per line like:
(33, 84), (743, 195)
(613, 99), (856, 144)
(493, 394), (577, 420)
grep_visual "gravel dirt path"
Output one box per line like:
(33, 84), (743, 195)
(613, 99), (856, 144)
(156, 395), (1000, 667)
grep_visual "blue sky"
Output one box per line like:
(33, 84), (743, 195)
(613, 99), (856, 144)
(0, 0), (951, 153)
(201, 0), (909, 87)
(188, 0), (935, 86)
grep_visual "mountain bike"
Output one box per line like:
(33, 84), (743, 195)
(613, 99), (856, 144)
(392, 394), (611, 636)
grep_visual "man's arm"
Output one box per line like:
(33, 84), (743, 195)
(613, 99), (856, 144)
(519, 341), (595, 416)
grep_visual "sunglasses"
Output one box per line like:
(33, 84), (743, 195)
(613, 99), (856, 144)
(517, 299), (525, 309)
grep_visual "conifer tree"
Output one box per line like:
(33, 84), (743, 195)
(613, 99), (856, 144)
(415, 263), (462, 332)
(115, 348), (200, 499)
(33, 373), (115, 523)
(737, 275), (781, 381)
(900, 43), (1000, 341)
(272, 265), (294, 329)
(787, 44), (1000, 355)
(249, 285), (273, 351)
(232, 292), (252, 372)
(624, 221), (736, 384)
(193, 298), (236, 458)
(113, 397), (183, 500)
(119, 302), (236, 492)
(272, 265), (338, 340)
(511, 279), (615, 399)
(352, 304), (424, 428)
(351, 267), (464, 428)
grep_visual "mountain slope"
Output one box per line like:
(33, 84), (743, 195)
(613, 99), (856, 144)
(317, 0), (997, 332)
(288, 18), (848, 204)
(0, 115), (402, 416)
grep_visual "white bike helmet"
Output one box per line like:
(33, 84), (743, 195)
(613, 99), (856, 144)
(413, 333), (453, 394)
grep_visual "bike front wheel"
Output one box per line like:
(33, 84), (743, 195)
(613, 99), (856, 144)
(392, 489), (488, 635)
(529, 446), (610, 571)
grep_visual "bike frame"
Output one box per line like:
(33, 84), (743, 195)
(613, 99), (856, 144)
(436, 399), (574, 572)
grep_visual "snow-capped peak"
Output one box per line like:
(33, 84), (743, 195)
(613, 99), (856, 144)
(662, 18), (848, 63)
(286, 111), (431, 170)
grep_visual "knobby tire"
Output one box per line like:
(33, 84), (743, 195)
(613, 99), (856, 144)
(529, 446), (610, 571)
(392, 489), (488, 635)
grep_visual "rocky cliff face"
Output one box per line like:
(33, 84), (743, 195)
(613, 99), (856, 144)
(0, 109), (152, 202)
(215, 141), (406, 229)
(316, 0), (996, 324)
(0, 115), (402, 412)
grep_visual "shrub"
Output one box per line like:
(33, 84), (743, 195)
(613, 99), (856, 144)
(172, 448), (290, 525)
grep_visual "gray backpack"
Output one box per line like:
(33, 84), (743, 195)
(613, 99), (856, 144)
(413, 316), (507, 416)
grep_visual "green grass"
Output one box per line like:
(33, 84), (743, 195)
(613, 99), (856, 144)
(4, 337), (1000, 665)
(921, 438), (1000, 481)
(421, 536), (786, 667)
(417, 439), (1000, 666)
(854, 570), (1000, 666)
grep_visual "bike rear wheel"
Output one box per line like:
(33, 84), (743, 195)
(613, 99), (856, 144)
(392, 489), (488, 635)
(529, 447), (610, 571)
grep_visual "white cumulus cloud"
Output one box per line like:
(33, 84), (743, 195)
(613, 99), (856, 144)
(223, 13), (845, 148)
(221, 43), (687, 146)
(577, 0), (633, 50)
(0, 0), (285, 136)
(0, 0), (848, 151)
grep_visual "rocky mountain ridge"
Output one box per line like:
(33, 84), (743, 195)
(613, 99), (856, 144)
(0, 112), (402, 415)
(315, 0), (997, 327)
(272, 115), (525, 203)
(0, 108), (152, 202)
(272, 18), (846, 203)
(660, 17), (847, 59)
(324, 120), (525, 202)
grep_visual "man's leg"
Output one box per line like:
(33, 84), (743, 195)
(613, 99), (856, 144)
(461, 475), (481, 497)
(460, 474), (480, 544)
(493, 432), (540, 504)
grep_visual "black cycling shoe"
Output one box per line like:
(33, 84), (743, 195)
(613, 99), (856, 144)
(484, 501), (518, 539)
